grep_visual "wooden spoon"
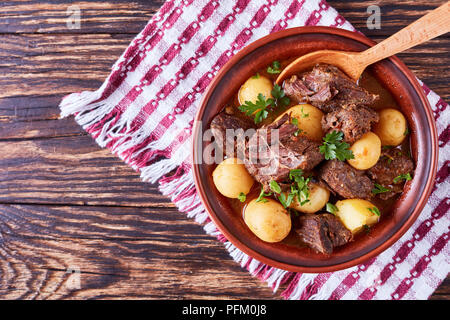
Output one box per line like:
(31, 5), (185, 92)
(276, 1), (450, 84)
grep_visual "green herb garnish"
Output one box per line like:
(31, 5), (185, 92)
(368, 206), (381, 216)
(271, 84), (290, 107)
(277, 192), (295, 208)
(363, 224), (371, 234)
(238, 93), (272, 124)
(238, 192), (246, 202)
(289, 169), (311, 206)
(291, 118), (303, 136)
(269, 180), (282, 194)
(267, 60), (281, 74)
(326, 203), (338, 215)
(372, 183), (391, 195)
(404, 127), (409, 136)
(319, 131), (355, 161)
(393, 173), (412, 184)
(269, 180), (296, 208)
(251, 73), (260, 79)
(256, 185), (271, 203)
(238, 85), (289, 124)
(301, 106), (309, 118)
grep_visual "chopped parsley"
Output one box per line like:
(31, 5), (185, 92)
(372, 183), (391, 194)
(326, 202), (338, 215)
(269, 180), (282, 194)
(291, 118), (303, 136)
(238, 85), (289, 124)
(368, 206), (381, 216)
(404, 127), (409, 136)
(277, 192), (295, 208)
(268, 170), (311, 209)
(251, 73), (260, 79)
(301, 106), (309, 118)
(289, 169), (311, 206)
(319, 131), (355, 161)
(267, 60), (281, 74)
(238, 93), (272, 124)
(271, 84), (290, 107)
(256, 185), (271, 203)
(363, 224), (371, 234)
(269, 180), (295, 208)
(238, 192), (246, 202)
(382, 154), (394, 164)
(393, 173), (412, 184)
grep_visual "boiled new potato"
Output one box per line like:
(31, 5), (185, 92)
(238, 75), (273, 105)
(212, 157), (254, 198)
(288, 183), (330, 213)
(244, 199), (291, 242)
(347, 132), (381, 170)
(335, 199), (380, 234)
(275, 104), (324, 141)
(373, 108), (407, 146)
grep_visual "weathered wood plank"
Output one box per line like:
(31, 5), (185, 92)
(0, 33), (133, 99)
(0, 221), (278, 299)
(0, 203), (278, 300)
(330, 0), (450, 37)
(0, 135), (174, 207)
(0, 0), (158, 34)
(2, 0), (449, 37)
(0, 204), (197, 240)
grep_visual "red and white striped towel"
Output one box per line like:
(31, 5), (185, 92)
(60, 0), (449, 300)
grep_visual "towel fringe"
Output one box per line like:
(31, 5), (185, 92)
(280, 273), (318, 300)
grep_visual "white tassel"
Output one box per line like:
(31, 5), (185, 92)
(59, 91), (103, 118)
(266, 269), (289, 292)
(286, 273), (318, 300)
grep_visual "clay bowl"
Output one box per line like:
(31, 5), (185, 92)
(192, 27), (438, 273)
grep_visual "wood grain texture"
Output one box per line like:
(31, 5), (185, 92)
(0, 0), (448, 300)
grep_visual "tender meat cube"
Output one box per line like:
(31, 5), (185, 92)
(210, 112), (254, 158)
(295, 213), (352, 254)
(244, 114), (324, 191)
(321, 106), (379, 144)
(318, 160), (373, 199)
(367, 148), (414, 200)
(283, 64), (379, 113)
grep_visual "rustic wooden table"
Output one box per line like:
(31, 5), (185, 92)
(0, 0), (448, 300)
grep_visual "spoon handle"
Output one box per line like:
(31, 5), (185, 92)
(357, 1), (450, 67)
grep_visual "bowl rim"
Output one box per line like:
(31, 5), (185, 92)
(192, 26), (438, 273)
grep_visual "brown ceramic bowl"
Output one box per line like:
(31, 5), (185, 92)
(192, 27), (438, 273)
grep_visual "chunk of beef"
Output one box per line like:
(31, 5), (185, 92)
(210, 112), (254, 158)
(283, 64), (379, 113)
(318, 160), (373, 199)
(367, 148), (414, 200)
(322, 106), (379, 144)
(295, 213), (352, 254)
(244, 114), (324, 191)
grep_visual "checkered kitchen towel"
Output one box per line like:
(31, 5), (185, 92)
(60, 0), (449, 299)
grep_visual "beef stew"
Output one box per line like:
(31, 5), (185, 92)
(208, 62), (414, 255)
